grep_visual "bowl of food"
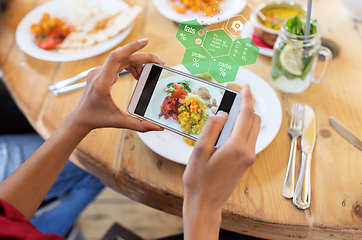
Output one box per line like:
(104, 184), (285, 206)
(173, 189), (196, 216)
(250, 1), (307, 47)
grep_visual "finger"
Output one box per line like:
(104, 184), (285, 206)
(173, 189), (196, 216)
(125, 66), (139, 80)
(120, 114), (164, 132)
(136, 119), (165, 132)
(229, 85), (254, 145)
(117, 52), (164, 72)
(245, 113), (261, 150)
(192, 111), (228, 160)
(158, 56), (166, 65)
(135, 65), (143, 79)
(86, 67), (102, 84)
(100, 38), (149, 83)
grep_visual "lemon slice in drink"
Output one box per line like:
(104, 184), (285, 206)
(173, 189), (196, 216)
(280, 44), (304, 76)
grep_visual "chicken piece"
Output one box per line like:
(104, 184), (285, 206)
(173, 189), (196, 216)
(196, 87), (211, 101)
(158, 97), (180, 120)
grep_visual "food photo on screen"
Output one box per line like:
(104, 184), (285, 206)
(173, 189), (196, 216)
(143, 69), (226, 145)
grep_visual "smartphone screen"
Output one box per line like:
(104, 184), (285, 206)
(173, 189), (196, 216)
(133, 65), (237, 141)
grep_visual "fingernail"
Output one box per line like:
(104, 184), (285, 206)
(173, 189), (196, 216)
(241, 84), (250, 94)
(216, 110), (228, 119)
(138, 38), (149, 44)
(158, 57), (166, 65)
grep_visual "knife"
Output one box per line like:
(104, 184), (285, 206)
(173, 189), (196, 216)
(293, 104), (316, 209)
(329, 116), (362, 151)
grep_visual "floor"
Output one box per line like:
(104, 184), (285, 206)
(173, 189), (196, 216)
(76, 187), (184, 240)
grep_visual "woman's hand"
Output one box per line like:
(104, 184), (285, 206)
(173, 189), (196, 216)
(68, 38), (165, 134)
(182, 85), (261, 240)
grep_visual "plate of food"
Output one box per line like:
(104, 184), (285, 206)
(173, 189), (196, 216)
(137, 64), (282, 165)
(15, 0), (142, 62)
(154, 0), (247, 24)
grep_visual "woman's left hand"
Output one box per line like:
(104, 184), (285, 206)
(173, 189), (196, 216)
(68, 38), (165, 134)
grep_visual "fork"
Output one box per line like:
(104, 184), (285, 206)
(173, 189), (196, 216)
(283, 103), (304, 198)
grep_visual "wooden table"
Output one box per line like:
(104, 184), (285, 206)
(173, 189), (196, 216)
(1, 0), (362, 238)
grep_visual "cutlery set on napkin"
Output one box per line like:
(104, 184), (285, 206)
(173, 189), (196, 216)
(283, 104), (362, 209)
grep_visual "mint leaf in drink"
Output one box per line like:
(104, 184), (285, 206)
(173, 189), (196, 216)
(286, 17), (296, 29)
(295, 17), (302, 35)
(285, 16), (317, 36)
(310, 20), (317, 35)
(300, 55), (315, 80)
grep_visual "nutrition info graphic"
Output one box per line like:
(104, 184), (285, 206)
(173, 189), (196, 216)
(176, 17), (260, 83)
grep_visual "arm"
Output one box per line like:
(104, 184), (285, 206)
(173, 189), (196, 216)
(0, 39), (164, 220)
(182, 85), (261, 240)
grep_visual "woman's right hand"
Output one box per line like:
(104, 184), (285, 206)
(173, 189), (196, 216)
(182, 85), (261, 240)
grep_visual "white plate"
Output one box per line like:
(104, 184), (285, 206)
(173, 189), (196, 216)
(245, 24), (274, 57)
(138, 64), (282, 165)
(16, 0), (133, 62)
(154, 0), (246, 24)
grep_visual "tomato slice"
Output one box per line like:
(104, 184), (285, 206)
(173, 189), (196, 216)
(174, 83), (183, 90)
(37, 40), (51, 50)
(171, 89), (181, 99)
(171, 83), (188, 99)
(37, 36), (58, 50)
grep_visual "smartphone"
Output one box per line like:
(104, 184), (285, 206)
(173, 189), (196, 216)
(128, 63), (241, 147)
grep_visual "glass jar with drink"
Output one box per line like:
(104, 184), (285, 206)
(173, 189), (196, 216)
(270, 17), (332, 94)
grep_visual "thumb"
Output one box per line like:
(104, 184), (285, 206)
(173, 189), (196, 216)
(193, 111), (228, 160)
(121, 114), (163, 132)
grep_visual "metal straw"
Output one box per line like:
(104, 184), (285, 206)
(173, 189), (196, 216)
(305, 0), (313, 37)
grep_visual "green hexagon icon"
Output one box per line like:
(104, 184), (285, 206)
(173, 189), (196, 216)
(209, 56), (239, 83)
(203, 29), (232, 57)
(176, 20), (206, 49)
(229, 38), (260, 66)
(182, 47), (212, 75)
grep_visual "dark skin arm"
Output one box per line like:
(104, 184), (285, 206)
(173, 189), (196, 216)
(0, 39), (165, 220)
(182, 85), (261, 240)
